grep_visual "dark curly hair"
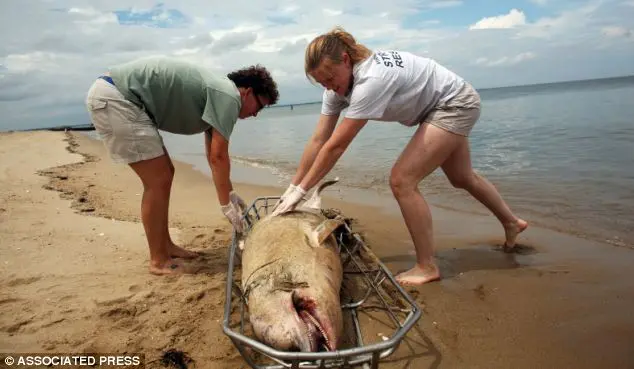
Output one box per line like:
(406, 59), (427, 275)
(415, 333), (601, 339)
(227, 65), (279, 106)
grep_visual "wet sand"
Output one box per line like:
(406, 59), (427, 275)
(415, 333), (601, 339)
(1, 130), (633, 368)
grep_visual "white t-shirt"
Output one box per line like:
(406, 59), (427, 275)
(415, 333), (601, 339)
(321, 50), (466, 126)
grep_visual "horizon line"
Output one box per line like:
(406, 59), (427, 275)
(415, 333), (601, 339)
(274, 73), (634, 107)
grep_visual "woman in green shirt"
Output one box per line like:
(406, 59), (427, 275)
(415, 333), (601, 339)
(85, 56), (279, 275)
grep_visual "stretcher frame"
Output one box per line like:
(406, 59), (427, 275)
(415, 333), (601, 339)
(222, 197), (422, 369)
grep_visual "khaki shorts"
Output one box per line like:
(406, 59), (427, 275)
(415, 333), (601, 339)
(85, 78), (165, 164)
(422, 82), (481, 137)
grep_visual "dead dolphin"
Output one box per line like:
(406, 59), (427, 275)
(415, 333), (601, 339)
(241, 179), (345, 352)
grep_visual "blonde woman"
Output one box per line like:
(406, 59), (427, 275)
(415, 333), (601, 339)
(272, 27), (528, 285)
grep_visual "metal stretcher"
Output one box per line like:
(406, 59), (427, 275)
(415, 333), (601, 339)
(222, 197), (422, 369)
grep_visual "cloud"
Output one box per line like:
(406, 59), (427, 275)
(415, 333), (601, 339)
(516, 2), (604, 40)
(267, 15), (296, 25)
(210, 31), (258, 53)
(3, 52), (66, 72)
(0, 72), (41, 102)
(0, 0), (633, 130)
(323, 9), (342, 16)
(473, 52), (536, 67)
(602, 26), (632, 38)
(428, 1), (463, 9)
(469, 9), (527, 30)
(181, 32), (215, 48)
(279, 39), (309, 55)
(59, 6), (118, 31)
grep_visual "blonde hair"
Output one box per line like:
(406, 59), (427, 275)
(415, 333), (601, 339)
(304, 26), (372, 79)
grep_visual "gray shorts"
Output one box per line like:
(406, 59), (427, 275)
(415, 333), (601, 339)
(422, 82), (481, 137)
(85, 78), (165, 164)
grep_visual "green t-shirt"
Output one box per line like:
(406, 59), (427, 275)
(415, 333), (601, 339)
(109, 56), (241, 139)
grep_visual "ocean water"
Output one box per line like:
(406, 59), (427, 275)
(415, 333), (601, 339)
(55, 76), (634, 247)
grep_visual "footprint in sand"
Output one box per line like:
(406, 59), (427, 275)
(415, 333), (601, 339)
(99, 305), (139, 320)
(498, 243), (537, 255)
(2, 316), (35, 333)
(0, 297), (22, 305)
(58, 295), (75, 302)
(5, 276), (42, 287)
(184, 289), (206, 303)
(21, 318), (67, 334)
(42, 341), (57, 350)
(473, 284), (487, 300)
(94, 294), (134, 307)
(130, 290), (154, 303)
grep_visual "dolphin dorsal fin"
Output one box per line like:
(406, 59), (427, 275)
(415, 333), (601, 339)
(299, 177), (339, 211)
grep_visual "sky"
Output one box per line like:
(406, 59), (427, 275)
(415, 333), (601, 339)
(1, 0), (633, 129)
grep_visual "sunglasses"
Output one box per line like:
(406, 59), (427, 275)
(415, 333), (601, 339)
(254, 92), (266, 112)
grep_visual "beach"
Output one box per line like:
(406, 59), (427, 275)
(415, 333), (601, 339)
(1, 130), (633, 369)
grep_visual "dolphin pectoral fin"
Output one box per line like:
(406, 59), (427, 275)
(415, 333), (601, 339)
(313, 218), (347, 246)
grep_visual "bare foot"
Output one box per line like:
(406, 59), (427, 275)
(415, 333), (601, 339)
(395, 263), (441, 286)
(149, 258), (187, 276)
(168, 243), (199, 259)
(503, 218), (529, 249)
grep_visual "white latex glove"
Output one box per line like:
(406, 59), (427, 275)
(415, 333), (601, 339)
(271, 185), (306, 216)
(221, 201), (244, 233)
(274, 183), (296, 208)
(230, 190), (247, 212)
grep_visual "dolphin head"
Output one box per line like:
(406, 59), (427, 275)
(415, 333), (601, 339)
(247, 287), (341, 352)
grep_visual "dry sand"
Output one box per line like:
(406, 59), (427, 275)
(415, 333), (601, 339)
(1, 131), (633, 369)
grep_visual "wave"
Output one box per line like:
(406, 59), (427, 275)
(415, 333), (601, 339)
(231, 155), (295, 181)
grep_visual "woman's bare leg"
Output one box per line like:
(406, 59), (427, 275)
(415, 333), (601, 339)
(129, 154), (185, 275)
(160, 150), (198, 259)
(441, 140), (528, 248)
(390, 124), (464, 286)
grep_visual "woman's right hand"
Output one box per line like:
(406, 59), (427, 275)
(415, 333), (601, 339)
(273, 183), (297, 209)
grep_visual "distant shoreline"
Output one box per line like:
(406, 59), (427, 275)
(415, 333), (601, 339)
(272, 74), (634, 107)
(6, 75), (634, 132)
(4, 74), (633, 132)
